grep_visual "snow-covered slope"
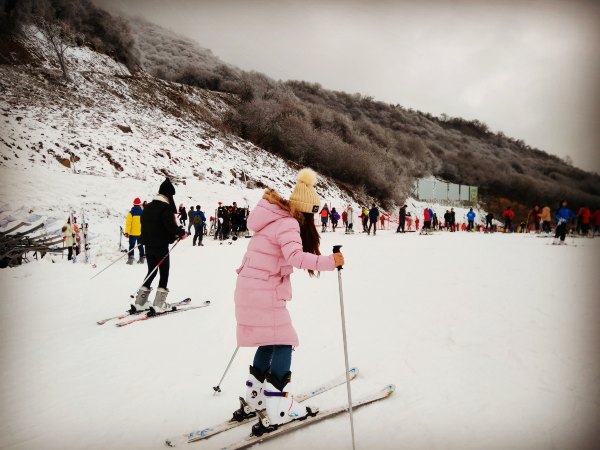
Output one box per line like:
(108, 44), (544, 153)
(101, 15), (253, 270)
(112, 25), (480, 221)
(0, 27), (355, 247)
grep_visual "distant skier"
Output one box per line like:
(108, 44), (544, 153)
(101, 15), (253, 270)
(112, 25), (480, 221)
(231, 168), (344, 434)
(540, 205), (552, 233)
(450, 208), (456, 232)
(422, 207), (431, 234)
(485, 212), (494, 232)
(191, 205), (206, 246)
(319, 204), (329, 232)
(529, 206), (541, 233)
(178, 204), (188, 227)
(130, 178), (187, 313)
(331, 207), (340, 232)
(61, 217), (78, 261)
(576, 206), (591, 235)
(124, 197), (145, 264)
(342, 209), (348, 232)
(368, 203), (380, 235)
(396, 205), (407, 233)
(466, 208), (476, 231)
(345, 205), (354, 233)
(187, 206), (195, 234)
(502, 206), (515, 233)
(361, 206), (369, 232)
(554, 200), (576, 244)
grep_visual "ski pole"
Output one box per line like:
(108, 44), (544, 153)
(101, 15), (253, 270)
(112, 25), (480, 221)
(90, 242), (145, 280)
(333, 245), (356, 450)
(130, 239), (182, 298)
(213, 346), (239, 394)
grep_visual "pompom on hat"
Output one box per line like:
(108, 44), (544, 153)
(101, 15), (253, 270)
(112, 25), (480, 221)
(289, 168), (321, 214)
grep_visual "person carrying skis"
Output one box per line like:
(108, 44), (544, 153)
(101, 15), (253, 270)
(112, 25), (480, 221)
(191, 205), (206, 246)
(466, 208), (476, 231)
(368, 203), (380, 235)
(125, 197), (145, 264)
(502, 206), (515, 233)
(130, 178), (187, 313)
(554, 200), (576, 244)
(231, 168), (344, 434)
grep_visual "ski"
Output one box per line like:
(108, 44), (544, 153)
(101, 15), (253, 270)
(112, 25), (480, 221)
(165, 367), (359, 447)
(221, 384), (396, 450)
(115, 301), (210, 327)
(96, 298), (192, 325)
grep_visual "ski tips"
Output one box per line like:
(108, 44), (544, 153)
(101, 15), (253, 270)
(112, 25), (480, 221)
(384, 384), (396, 396)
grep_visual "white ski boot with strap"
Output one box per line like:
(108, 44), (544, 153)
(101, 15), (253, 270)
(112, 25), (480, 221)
(251, 372), (318, 436)
(149, 287), (173, 315)
(129, 286), (152, 313)
(231, 366), (267, 422)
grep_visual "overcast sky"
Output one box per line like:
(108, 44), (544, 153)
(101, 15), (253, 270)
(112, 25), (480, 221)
(97, 0), (600, 173)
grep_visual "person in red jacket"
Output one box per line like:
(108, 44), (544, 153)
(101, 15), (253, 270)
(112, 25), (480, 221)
(577, 207), (591, 235)
(502, 206), (515, 233)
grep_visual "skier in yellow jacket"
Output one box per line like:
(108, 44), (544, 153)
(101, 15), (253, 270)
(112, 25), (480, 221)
(125, 198), (145, 264)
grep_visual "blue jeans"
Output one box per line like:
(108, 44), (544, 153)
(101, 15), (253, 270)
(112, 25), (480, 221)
(253, 345), (292, 381)
(128, 236), (145, 258)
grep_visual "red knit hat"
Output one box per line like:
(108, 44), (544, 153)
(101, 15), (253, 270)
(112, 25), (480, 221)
(133, 198), (141, 205)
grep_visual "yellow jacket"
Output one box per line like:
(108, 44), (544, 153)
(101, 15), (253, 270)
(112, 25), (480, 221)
(125, 206), (143, 236)
(540, 206), (551, 222)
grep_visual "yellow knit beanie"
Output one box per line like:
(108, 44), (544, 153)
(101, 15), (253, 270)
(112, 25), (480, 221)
(289, 168), (321, 214)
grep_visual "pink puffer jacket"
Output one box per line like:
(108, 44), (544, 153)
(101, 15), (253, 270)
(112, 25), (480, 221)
(234, 198), (336, 347)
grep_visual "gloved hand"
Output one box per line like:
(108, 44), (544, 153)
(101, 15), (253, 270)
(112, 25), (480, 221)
(124, 233), (129, 238)
(333, 252), (345, 267)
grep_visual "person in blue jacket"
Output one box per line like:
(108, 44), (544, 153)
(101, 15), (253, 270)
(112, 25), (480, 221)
(554, 200), (576, 243)
(466, 208), (476, 231)
(191, 205), (207, 246)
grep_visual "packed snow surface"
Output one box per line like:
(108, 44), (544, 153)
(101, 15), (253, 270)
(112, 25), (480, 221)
(0, 180), (598, 449)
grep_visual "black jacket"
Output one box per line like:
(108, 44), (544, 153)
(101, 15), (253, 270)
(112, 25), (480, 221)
(141, 198), (185, 254)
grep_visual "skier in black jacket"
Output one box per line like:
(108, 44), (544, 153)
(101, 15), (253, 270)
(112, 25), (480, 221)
(130, 178), (187, 314)
(396, 205), (407, 233)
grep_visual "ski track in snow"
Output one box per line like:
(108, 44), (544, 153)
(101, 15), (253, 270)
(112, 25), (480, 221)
(1, 27), (599, 450)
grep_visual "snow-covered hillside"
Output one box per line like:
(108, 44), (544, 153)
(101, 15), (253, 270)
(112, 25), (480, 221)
(0, 27), (355, 249)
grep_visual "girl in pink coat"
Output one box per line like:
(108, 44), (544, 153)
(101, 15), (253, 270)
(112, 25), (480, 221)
(231, 168), (345, 435)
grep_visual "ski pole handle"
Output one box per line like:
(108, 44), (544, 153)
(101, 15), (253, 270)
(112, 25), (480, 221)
(333, 245), (343, 270)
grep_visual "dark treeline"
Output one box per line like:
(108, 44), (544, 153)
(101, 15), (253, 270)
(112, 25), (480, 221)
(124, 18), (600, 209)
(3, 3), (599, 209)
(0, 0), (138, 69)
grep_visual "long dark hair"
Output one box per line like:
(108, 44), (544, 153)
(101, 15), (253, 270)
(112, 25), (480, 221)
(298, 213), (321, 277)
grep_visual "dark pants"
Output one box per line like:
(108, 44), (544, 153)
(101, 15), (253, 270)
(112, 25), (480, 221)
(485, 219), (493, 231)
(253, 345), (293, 381)
(362, 217), (368, 232)
(193, 224), (204, 245)
(542, 221), (551, 233)
(143, 253), (170, 289)
(554, 223), (567, 241)
(396, 218), (405, 233)
(368, 220), (377, 234)
(128, 235), (145, 258)
(468, 220), (474, 231)
(504, 219), (512, 232)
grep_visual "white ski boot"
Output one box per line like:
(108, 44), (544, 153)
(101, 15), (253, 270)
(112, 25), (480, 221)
(129, 286), (152, 313)
(232, 366), (267, 422)
(149, 287), (173, 315)
(251, 372), (317, 436)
